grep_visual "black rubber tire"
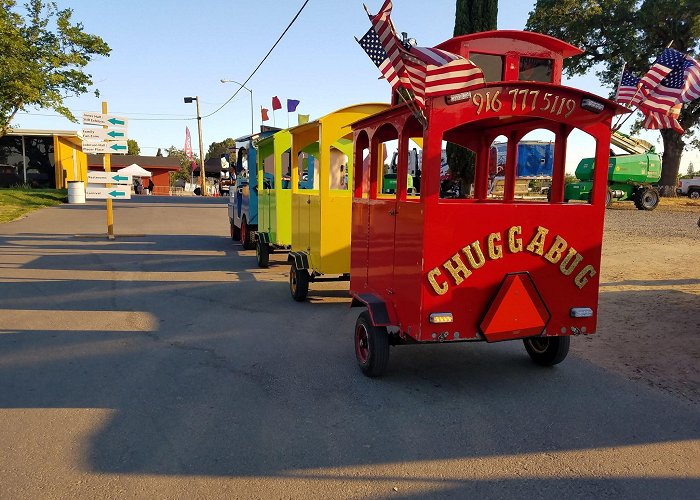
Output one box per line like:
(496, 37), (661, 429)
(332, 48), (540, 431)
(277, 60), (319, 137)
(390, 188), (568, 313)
(605, 188), (612, 208)
(634, 187), (659, 211)
(689, 189), (700, 200)
(256, 240), (270, 268)
(289, 262), (309, 302)
(230, 220), (240, 241)
(241, 217), (254, 250)
(523, 336), (570, 366)
(354, 311), (390, 377)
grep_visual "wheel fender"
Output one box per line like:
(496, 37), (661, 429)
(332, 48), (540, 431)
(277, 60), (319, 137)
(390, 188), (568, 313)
(287, 251), (309, 270)
(351, 293), (394, 327)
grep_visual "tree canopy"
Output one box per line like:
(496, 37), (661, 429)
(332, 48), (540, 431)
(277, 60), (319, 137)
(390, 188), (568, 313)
(206, 138), (237, 162)
(0, 0), (110, 137)
(526, 0), (700, 191)
(166, 146), (198, 182)
(127, 139), (140, 156)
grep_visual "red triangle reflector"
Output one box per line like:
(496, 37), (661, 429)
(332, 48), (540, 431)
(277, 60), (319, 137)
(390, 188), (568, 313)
(479, 273), (550, 342)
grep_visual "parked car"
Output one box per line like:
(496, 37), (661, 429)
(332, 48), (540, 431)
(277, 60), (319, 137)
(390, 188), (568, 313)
(0, 164), (22, 187)
(677, 177), (700, 199)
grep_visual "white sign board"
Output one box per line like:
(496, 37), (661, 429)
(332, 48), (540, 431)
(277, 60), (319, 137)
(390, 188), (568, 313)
(87, 171), (132, 184)
(82, 111), (104, 126)
(83, 141), (128, 154)
(82, 112), (129, 128)
(85, 186), (132, 200)
(82, 128), (128, 142)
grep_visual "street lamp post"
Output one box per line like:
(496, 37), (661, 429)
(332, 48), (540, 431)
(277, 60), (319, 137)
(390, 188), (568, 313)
(220, 79), (254, 136)
(184, 96), (206, 196)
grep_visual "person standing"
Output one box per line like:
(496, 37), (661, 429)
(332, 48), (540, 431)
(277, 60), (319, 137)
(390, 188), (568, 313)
(147, 178), (154, 195)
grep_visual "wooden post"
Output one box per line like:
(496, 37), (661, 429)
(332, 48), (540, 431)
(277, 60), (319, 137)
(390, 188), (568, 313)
(102, 101), (115, 240)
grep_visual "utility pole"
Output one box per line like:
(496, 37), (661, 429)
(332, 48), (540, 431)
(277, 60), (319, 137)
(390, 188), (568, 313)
(184, 96), (206, 195)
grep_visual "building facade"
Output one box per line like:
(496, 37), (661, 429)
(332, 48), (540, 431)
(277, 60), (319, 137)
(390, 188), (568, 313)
(0, 129), (87, 188)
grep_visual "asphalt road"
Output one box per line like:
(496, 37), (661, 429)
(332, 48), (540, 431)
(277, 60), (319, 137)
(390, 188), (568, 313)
(0, 196), (698, 499)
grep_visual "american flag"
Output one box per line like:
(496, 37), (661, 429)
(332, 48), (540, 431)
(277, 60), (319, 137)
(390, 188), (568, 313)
(369, 0), (412, 91)
(643, 105), (683, 134)
(679, 55), (700, 103)
(410, 46), (485, 99)
(639, 48), (685, 92)
(357, 27), (400, 89)
(639, 58), (688, 116)
(615, 70), (641, 106)
(366, 0), (484, 109)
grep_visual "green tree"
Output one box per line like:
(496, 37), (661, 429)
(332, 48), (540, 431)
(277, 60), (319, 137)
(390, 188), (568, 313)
(688, 161), (696, 176)
(206, 138), (236, 162)
(127, 139), (140, 155)
(526, 0), (700, 195)
(448, 0), (498, 195)
(165, 146), (198, 182)
(0, 0), (111, 137)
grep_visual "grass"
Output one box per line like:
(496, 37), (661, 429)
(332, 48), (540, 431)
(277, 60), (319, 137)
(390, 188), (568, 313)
(0, 188), (67, 223)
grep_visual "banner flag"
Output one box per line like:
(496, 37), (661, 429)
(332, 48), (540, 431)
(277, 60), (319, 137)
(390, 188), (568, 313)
(287, 99), (300, 112)
(272, 96), (282, 110)
(184, 127), (193, 159)
(261, 107), (270, 122)
(298, 114), (310, 125)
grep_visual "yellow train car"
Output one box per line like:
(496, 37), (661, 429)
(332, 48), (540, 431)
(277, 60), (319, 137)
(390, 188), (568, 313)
(288, 103), (389, 301)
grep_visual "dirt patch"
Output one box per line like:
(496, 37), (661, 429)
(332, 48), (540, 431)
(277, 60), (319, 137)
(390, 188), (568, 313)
(571, 203), (700, 405)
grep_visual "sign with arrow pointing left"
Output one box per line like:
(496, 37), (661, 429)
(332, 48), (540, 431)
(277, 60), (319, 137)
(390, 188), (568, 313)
(85, 186), (131, 200)
(87, 171), (132, 184)
(82, 112), (128, 128)
(83, 141), (128, 154)
(82, 128), (129, 142)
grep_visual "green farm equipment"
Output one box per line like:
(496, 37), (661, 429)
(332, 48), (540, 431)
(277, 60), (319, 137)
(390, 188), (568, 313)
(564, 132), (662, 210)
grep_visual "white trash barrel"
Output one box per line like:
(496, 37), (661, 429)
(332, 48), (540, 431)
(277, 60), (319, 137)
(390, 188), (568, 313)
(67, 181), (85, 204)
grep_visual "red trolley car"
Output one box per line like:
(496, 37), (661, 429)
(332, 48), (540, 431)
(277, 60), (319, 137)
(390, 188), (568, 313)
(350, 31), (628, 376)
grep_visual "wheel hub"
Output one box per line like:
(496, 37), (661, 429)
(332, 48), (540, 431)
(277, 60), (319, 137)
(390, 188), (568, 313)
(355, 324), (369, 364)
(290, 268), (297, 294)
(527, 337), (550, 354)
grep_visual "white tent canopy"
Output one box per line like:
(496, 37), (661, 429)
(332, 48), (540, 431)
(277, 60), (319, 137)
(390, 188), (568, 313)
(118, 163), (152, 177)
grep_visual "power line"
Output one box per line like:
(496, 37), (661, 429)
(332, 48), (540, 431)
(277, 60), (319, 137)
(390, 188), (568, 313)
(203, 0), (311, 119)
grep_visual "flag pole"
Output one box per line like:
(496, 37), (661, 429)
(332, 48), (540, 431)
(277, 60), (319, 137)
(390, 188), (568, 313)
(612, 62), (628, 130)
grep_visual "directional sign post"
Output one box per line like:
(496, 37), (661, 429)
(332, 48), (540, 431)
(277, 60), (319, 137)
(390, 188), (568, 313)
(83, 104), (131, 239)
(85, 186), (131, 200)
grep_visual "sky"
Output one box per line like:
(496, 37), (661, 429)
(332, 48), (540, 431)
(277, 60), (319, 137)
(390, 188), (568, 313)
(12, 0), (699, 173)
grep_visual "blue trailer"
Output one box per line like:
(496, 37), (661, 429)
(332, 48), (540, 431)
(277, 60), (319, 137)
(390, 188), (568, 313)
(491, 140), (554, 177)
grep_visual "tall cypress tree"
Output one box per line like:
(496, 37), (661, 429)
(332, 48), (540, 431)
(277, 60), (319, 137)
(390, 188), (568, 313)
(447, 0), (498, 195)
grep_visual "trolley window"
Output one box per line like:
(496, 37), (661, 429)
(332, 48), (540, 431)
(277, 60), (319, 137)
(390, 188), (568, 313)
(329, 140), (351, 191)
(262, 153), (274, 189)
(519, 57), (553, 83)
(440, 140), (476, 199)
(281, 150), (292, 189)
(377, 139), (398, 198)
(297, 150), (318, 190)
(470, 53), (504, 83)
